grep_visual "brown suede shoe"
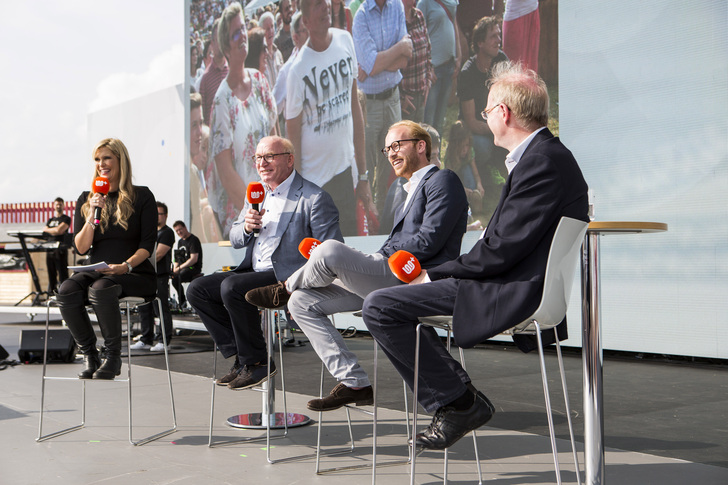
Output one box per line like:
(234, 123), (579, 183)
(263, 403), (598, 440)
(216, 360), (243, 386)
(245, 282), (290, 309)
(228, 360), (277, 390)
(307, 383), (374, 411)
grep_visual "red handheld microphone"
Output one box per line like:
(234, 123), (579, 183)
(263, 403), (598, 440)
(298, 238), (321, 259)
(246, 182), (265, 237)
(91, 176), (110, 225)
(388, 250), (422, 283)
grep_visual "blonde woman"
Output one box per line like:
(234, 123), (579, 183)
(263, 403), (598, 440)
(56, 138), (157, 380)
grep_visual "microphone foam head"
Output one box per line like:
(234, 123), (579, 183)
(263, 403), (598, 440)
(246, 182), (265, 204)
(388, 250), (421, 283)
(92, 176), (110, 195)
(298, 238), (321, 259)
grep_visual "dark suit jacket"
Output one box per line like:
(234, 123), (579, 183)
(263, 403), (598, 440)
(379, 177), (407, 235)
(427, 129), (589, 348)
(378, 167), (468, 269)
(228, 171), (344, 282)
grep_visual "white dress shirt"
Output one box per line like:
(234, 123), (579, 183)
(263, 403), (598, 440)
(252, 170), (296, 272)
(402, 164), (437, 214)
(505, 126), (546, 174)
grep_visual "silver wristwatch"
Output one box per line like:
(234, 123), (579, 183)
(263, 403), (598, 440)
(124, 261), (133, 274)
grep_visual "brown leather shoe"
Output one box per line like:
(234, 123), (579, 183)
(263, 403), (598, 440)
(228, 360), (277, 390)
(216, 360), (243, 386)
(307, 383), (374, 411)
(245, 282), (290, 309)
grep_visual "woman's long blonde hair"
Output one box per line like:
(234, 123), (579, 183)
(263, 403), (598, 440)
(81, 138), (136, 232)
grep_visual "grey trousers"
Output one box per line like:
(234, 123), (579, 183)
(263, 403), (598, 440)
(286, 240), (402, 388)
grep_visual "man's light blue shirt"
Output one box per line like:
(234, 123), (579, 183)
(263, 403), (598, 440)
(353, 0), (407, 95)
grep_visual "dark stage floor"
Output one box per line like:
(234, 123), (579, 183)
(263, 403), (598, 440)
(2, 312), (726, 470)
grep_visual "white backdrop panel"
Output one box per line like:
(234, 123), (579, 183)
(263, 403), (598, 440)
(561, 0), (728, 358)
(87, 85), (186, 227)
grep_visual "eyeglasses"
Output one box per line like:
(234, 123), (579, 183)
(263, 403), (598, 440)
(481, 103), (507, 121)
(381, 139), (420, 156)
(252, 152), (290, 163)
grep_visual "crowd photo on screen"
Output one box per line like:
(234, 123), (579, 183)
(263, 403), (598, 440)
(188, 0), (558, 242)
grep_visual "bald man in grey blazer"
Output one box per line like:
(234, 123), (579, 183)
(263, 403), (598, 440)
(187, 136), (343, 391)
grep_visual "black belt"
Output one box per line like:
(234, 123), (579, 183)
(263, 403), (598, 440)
(365, 86), (397, 100)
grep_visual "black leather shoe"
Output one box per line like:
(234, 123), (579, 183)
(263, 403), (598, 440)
(415, 391), (495, 450)
(307, 383), (374, 411)
(245, 282), (290, 309)
(78, 352), (102, 379)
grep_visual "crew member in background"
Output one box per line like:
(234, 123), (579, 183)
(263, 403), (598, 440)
(132, 202), (175, 351)
(42, 197), (71, 293)
(172, 220), (203, 309)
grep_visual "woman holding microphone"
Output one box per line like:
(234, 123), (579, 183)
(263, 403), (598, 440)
(56, 138), (157, 379)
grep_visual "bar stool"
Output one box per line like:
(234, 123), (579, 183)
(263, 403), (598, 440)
(410, 217), (588, 485)
(37, 295), (177, 446)
(311, 314), (412, 484)
(499, 217), (588, 485)
(208, 307), (311, 464)
(412, 316), (483, 485)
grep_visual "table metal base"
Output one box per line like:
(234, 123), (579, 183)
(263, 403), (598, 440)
(226, 412), (311, 430)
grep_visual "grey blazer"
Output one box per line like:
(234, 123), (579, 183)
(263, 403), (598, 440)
(228, 171), (344, 282)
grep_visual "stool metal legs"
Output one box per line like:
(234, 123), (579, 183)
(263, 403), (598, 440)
(208, 308), (311, 463)
(37, 299), (85, 441)
(411, 321), (483, 485)
(314, 337), (412, 484)
(129, 297), (178, 446)
(37, 297), (177, 446)
(533, 322), (582, 485)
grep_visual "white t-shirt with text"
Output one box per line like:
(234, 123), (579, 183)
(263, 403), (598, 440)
(286, 29), (358, 188)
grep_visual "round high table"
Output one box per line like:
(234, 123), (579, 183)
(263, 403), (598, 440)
(216, 240), (311, 430)
(580, 221), (668, 484)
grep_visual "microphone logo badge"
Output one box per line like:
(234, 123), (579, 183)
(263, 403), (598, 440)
(250, 190), (264, 200)
(403, 257), (417, 274)
(94, 179), (105, 188)
(308, 240), (319, 256)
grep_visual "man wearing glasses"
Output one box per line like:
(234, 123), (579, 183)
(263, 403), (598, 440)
(247, 120), (467, 411)
(362, 62), (589, 451)
(187, 136), (343, 390)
